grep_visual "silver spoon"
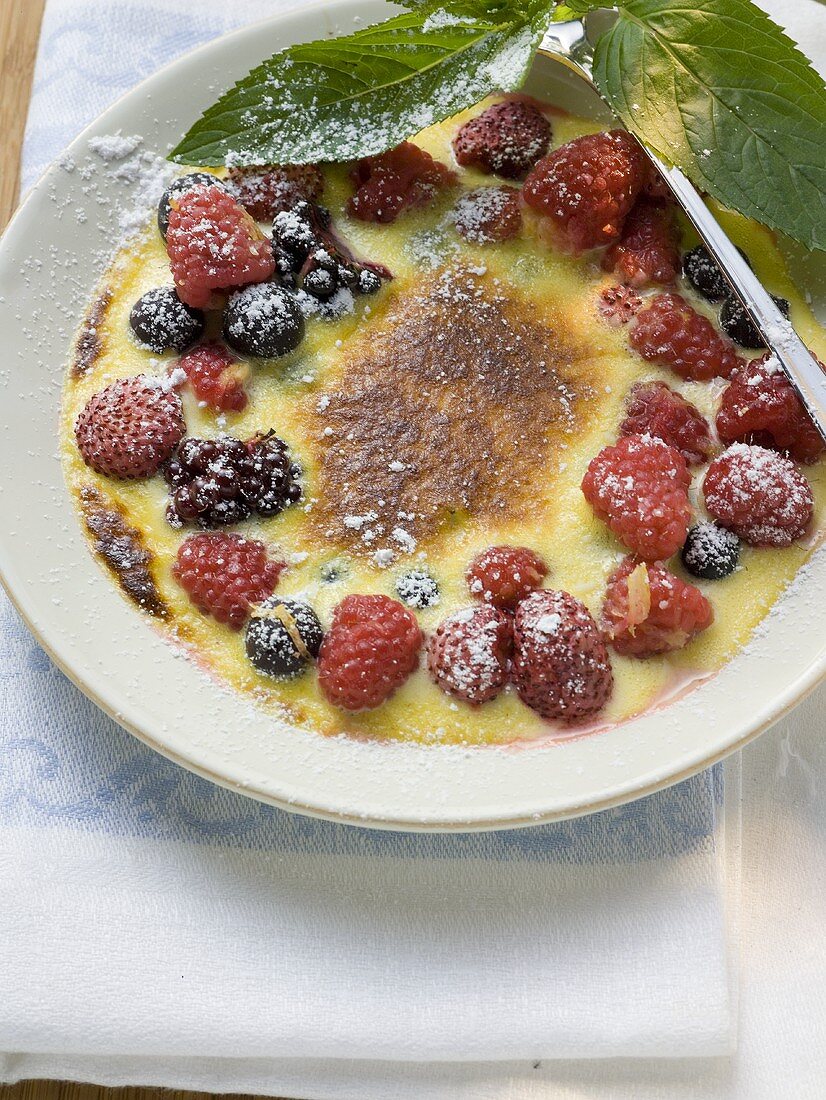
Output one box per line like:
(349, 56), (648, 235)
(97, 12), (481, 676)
(538, 18), (826, 443)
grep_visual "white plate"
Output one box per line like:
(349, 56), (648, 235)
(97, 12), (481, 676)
(0, 0), (824, 831)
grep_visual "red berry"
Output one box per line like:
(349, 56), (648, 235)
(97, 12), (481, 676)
(427, 606), (512, 705)
(166, 184), (275, 309)
(602, 558), (713, 658)
(466, 545), (548, 609)
(597, 283), (643, 326)
(630, 292), (742, 381)
(317, 594), (423, 711)
(602, 199), (680, 286)
(172, 532), (285, 630)
(642, 163), (672, 203)
(522, 129), (647, 251)
(226, 163), (323, 221)
(511, 590), (613, 722)
(452, 99), (551, 179)
(620, 380), (713, 466)
(716, 352), (825, 465)
(453, 186), (522, 243)
(581, 434), (691, 561)
(174, 342), (249, 413)
(347, 142), (457, 224)
(702, 443), (813, 547)
(75, 375), (185, 479)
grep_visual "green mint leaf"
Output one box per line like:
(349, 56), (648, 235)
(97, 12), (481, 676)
(170, 2), (555, 167)
(591, 0), (826, 251)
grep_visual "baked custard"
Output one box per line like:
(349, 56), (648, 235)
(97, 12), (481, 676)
(61, 95), (826, 745)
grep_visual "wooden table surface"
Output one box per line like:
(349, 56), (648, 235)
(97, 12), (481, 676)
(0, 3), (291, 1098)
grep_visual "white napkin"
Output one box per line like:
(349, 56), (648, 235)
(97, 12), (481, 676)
(15, 0), (826, 1093)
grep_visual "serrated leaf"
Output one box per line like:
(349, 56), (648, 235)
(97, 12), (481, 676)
(171, 2), (552, 167)
(591, 0), (826, 251)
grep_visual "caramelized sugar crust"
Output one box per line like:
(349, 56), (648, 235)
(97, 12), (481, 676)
(80, 486), (168, 618)
(73, 288), (113, 377)
(310, 268), (594, 552)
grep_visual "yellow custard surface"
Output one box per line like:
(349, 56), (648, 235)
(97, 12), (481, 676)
(61, 98), (826, 745)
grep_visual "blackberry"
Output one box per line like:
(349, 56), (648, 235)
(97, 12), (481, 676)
(681, 522), (740, 580)
(683, 244), (750, 302)
(720, 294), (790, 349)
(129, 286), (204, 353)
(395, 570), (440, 609)
(164, 431), (302, 528)
(158, 172), (223, 241)
(245, 596), (324, 678)
(223, 284), (305, 358)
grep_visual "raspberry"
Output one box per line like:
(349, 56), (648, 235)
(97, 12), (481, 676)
(702, 443), (813, 547)
(466, 545), (548, 609)
(173, 532), (285, 630)
(174, 342), (249, 413)
(226, 164), (323, 221)
(452, 99), (551, 179)
(581, 434), (691, 561)
(642, 163), (672, 203)
(317, 595), (423, 711)
(158, 173), (225, 242)
(630, 292), (742, 381)
(166, 184), (275, 309)
(511, 590), (613, 722)
(620, 381), (713, 466)
(427, 606), (512, 706)
(348, 142), (457, 224)
(602, 558), (713, 657)
(716, 353), (825, 465)
(453, 186), (522, 243)
(597, 283), (643, 326)
(75, 375), (185, 480)
(522, 129), (647, 251)
(602, 199), (680, 286)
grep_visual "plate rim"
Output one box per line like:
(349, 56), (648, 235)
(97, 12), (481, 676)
(1, 0), (824, 832)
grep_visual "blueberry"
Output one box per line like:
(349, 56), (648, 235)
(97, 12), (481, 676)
(395, 570), (440, 609)
(129, 286), (205, 353)
(336, 264), (358, 288)
(681, 523), (740, 580)
(356, 268), (382, 295)
(683, 244), (751, 303)
(272, 243), (299, 288)
(158, 172), (223, 241)
(223, 284), (305, 358)
(320, 560), (347, 583)
(720, 294), (790, 349)
(245, 597), (324, 679)
(311, 249), (338, 275)
(272, 208), (317, 260)
(302, 267), (337, 300)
